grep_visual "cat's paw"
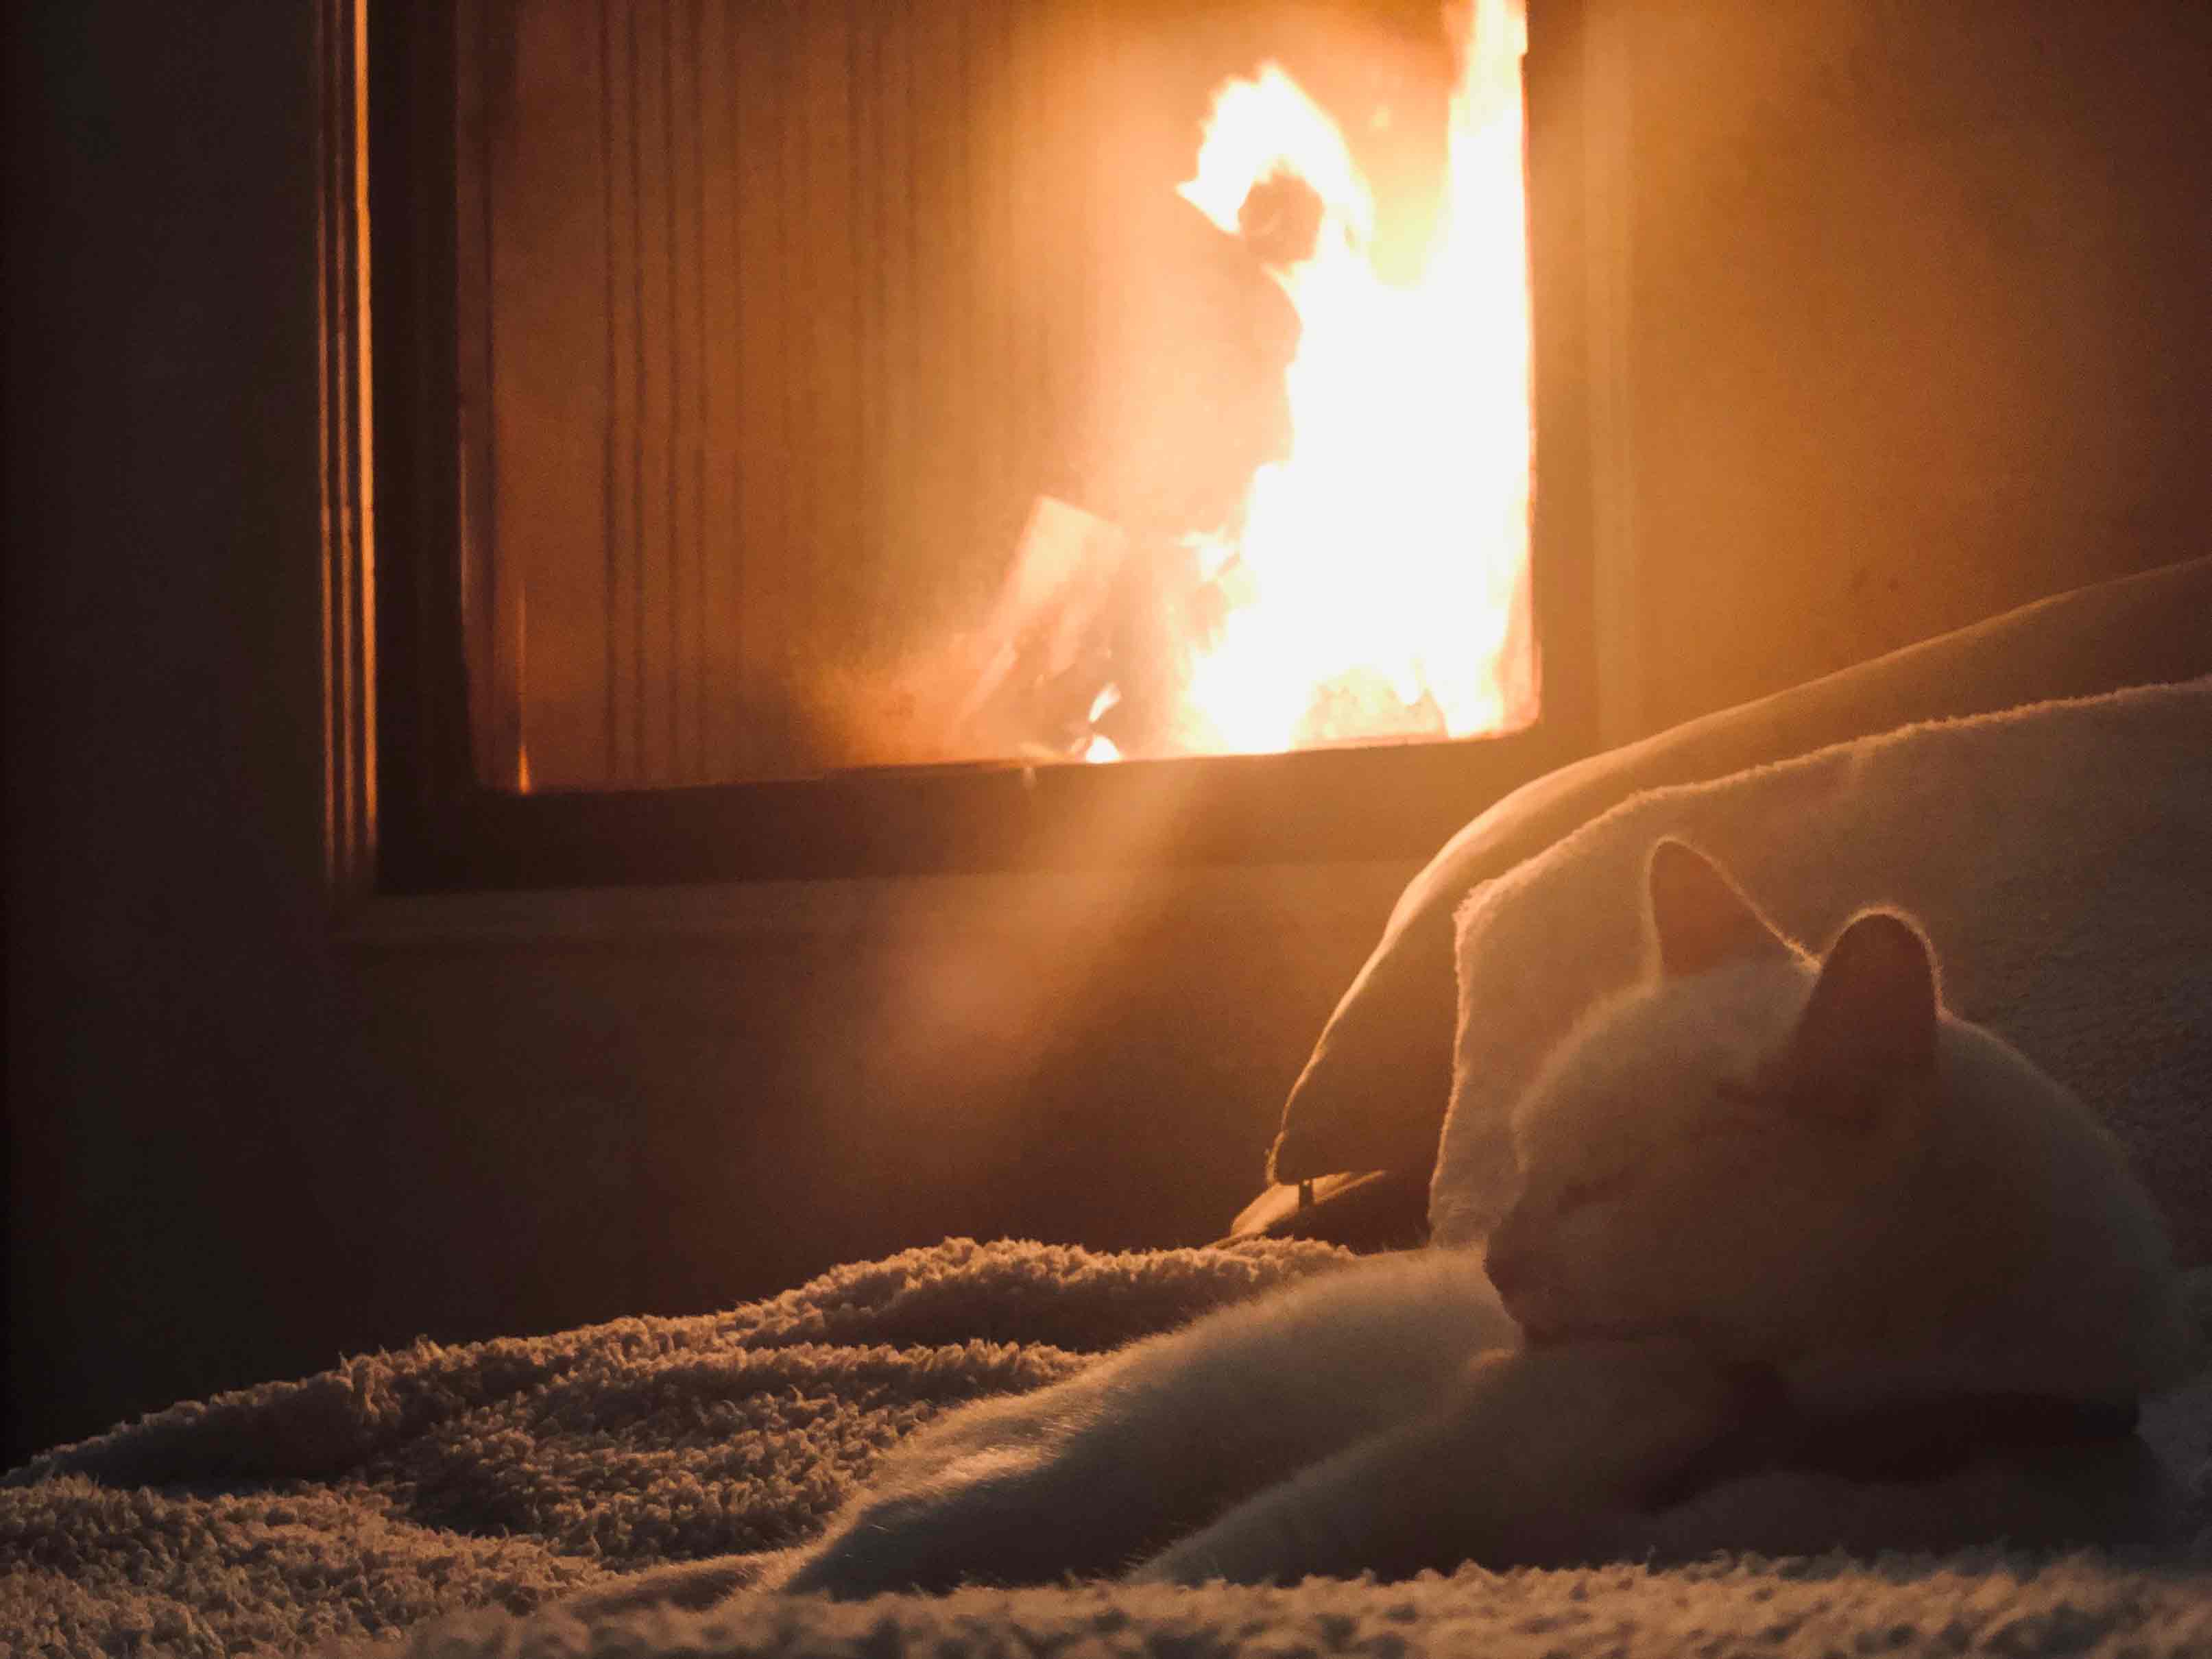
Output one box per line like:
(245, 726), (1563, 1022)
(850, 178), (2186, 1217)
(776, 1379), (1120, 1597)
(776, 1479), (998, 1599)
(777, 1439), (1145, 1598)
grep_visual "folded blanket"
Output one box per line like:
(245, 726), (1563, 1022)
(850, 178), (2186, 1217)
(8, 1237), (2211, 1659)
(1433, 678), (2212, 1263)
(0, 1239), (1346, 1656)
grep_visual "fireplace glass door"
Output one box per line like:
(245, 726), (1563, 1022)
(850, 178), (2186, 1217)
(457, 0), (1533, 793)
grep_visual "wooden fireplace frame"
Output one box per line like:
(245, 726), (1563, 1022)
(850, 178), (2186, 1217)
(324, 0), (1606, 897)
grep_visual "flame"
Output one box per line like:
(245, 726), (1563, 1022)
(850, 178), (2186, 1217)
(1166, 0), (1532, 755)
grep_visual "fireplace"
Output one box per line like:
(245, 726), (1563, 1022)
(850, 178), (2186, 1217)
(355, 0), (2212, 893)
(359, 1), (1602, 891)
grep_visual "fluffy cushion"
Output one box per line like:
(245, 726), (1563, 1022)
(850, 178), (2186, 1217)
(1265, 555), (2212, 1189)
(1432, 677), (2212, 1266)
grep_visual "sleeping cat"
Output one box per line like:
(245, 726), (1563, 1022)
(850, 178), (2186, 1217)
(773, 840), (2193, 1596)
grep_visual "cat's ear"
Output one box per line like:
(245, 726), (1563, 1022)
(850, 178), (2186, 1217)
(1792, 910), (1939, 1095)
(1646, 839), (1788, 978)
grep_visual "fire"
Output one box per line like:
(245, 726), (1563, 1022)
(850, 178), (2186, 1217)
(1161, 0), (1533, 755)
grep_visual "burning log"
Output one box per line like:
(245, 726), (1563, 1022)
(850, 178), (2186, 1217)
(956, 498), (1128, 760)
(957, 0), (1534, 769)
(1237, 169), (1325, 271)
(957, 497), (1251, 764)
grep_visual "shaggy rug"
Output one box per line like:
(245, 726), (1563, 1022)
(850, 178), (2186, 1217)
(7, 1236), (2212, 1658)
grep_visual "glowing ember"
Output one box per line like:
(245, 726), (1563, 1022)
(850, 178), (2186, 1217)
(1142, 0), (1533, 758)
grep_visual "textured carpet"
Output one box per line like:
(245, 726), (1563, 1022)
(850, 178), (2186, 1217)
(5, 1237), (2209, 1658)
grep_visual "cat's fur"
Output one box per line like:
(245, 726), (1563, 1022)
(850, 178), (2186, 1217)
(773, 842), (2191, 1596)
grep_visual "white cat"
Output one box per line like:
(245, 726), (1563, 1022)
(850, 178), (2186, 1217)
(774, 841), (2193, 1596)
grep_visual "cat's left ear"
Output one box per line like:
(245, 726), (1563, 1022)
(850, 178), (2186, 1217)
(1792, 910), (1940, 1096)
(1647, 839), (1790, 978)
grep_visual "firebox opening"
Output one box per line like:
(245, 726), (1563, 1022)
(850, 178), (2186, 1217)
(459, 1), (1533, 794)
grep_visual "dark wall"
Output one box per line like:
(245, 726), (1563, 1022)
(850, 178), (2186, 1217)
(5, 5), (389, 1462)
(1608, 0), (2212, 736)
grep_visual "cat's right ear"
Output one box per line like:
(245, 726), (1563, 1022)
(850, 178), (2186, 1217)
(1646, 839), (1788, 978)
(1794, 909), (1939, 1088)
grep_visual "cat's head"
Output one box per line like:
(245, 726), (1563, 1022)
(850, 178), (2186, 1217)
(1483, 839), (1953, 1370)
(1484, 838), (2190, 1403)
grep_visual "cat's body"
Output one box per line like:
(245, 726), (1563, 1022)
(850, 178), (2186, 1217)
(774, 843), (2191, 1597)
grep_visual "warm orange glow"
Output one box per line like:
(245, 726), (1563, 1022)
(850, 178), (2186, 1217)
(1146, 0), (1534, 757)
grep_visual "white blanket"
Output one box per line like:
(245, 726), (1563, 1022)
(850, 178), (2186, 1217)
(1434, 677), (2212, 1262)
(12, 1235), (2204, 1658)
